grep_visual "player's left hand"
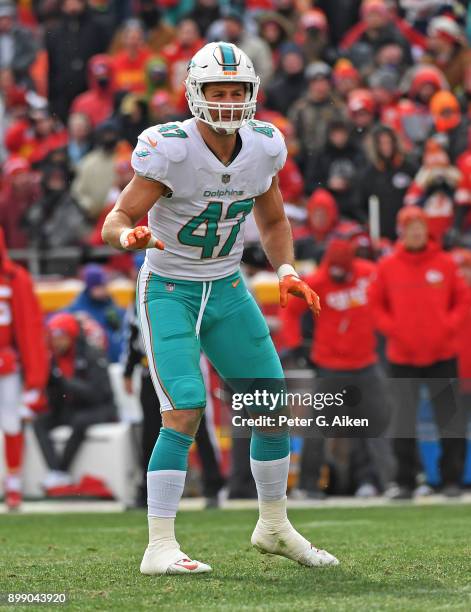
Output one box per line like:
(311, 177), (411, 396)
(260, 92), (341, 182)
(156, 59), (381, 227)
(279, 275), (321, 316)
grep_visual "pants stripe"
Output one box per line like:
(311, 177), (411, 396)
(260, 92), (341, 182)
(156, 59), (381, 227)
(137, 266), (174, 412)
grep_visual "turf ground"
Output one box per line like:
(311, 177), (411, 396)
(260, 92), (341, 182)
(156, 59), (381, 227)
(1, 504), (470, 611)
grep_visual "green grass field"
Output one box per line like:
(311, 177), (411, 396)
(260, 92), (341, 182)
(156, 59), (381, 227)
(1, 505), (470, 611)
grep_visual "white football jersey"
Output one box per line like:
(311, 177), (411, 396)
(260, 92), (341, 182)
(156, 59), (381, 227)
(131, 118), (287, 280)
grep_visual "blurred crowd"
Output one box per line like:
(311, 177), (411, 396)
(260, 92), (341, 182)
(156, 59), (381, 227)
(3, 0), (471, 264)
(2, 0), (471, 508)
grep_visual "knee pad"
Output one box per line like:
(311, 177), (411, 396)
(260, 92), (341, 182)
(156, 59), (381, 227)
(166, 375), (206, 410)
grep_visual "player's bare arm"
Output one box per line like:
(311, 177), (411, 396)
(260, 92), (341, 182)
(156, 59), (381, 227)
(254, 176), (321, 316)
(101, 175), (166, 251)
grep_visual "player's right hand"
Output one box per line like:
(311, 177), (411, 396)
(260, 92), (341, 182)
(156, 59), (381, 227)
(120, 226), (165, 251)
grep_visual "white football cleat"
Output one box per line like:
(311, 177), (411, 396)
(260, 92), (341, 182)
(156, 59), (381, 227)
(251, 519), (339, 567)
(140, 546), (212, 575)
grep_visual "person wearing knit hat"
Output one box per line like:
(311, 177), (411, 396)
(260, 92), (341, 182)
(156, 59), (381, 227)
(426, 15), (471, 89)
(340, 0), (414, 70)
(264, 42), (306, 115)
(34, 311), (117, 497)
(295, 8), (334, 65)
(332, 59), (361, 100)
(369, 204), (470, 499)
(289, 57), (345, 164)
(0, 155), (38, 249)
(67, 264), (125, 363)
(428, 90), (468, 163)
(430, 90), (461, 132)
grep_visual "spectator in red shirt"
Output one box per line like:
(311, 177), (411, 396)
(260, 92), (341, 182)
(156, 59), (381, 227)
(162, 18), (204, 93)
(369, 206), (469, 498)
(71, 54), (115, 128)
(112, 19), (154, 94)
(280, 239), (392, 497)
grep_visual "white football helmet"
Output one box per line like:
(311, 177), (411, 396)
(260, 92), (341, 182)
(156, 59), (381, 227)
(185, 42), (260, 133)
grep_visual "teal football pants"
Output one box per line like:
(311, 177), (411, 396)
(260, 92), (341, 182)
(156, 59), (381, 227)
(136, 265), (284, 411)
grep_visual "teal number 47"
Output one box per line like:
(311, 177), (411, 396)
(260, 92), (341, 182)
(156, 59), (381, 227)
(178, 199), (254, 259)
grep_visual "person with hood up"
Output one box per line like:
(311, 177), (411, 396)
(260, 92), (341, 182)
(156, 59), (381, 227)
(67, 264), (125, 363)
(0, 227), (49, 510)
(258, 11), (293, 66)
(359, 124), (417, 241)
(71, 54), (115, 128)
(280, 238), (393, 497)
(294, 8), (336, 65)
(144, 56), (171, 102)
(33, 312), (117, 496)
(22, 160), (88, 275)
(369, 206), (469, 498)
(0, 156), (40, 249)
(295, 188), (363, 261)
(428, 89), (468, 162)
(304, 118), (366, 194)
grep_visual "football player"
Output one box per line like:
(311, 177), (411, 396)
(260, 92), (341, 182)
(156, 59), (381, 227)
(102, 42), (338, 574)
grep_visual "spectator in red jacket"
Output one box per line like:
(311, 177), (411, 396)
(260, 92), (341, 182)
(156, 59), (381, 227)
(369, 206), (469, 498)
(294, 188), (363, 262)
(0, 156), (40, 249)
(280, 239), (392, 497)
(70, 54), (115, 128)
(0, 227), (49, 510)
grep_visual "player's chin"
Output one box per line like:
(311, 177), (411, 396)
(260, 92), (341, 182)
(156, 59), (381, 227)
(213, 127), (234, 136)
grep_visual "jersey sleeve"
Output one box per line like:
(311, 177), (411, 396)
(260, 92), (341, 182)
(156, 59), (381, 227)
(258, 124), (287, 194)
(131, 129), (173, 191)
(272, 126), (288, 175)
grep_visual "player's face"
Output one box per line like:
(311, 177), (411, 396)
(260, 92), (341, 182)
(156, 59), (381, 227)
(203, 82), (246, 123)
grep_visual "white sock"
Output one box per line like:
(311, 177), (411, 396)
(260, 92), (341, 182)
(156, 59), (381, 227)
(147, 469), (186, 518)
(5, 474), (21, 491)
(250, 455), (290, 501)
